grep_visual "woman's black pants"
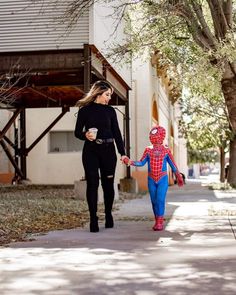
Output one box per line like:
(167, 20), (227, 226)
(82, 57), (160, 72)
(82, 141), (117, 219)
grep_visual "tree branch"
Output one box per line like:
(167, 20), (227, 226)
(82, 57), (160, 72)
(167, 1), (214, 50)
(0, 63), (30, 106)
(223, 0), (233, 28)
(189, 0), (217, 48)
(207, 0), (229, 39)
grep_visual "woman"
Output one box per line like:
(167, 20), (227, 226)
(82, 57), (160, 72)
(74, 80), (127, 232)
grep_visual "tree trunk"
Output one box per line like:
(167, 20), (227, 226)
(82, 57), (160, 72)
(228, 136), (236, 186)
(221, 64), (236, 186)
(219, 145), (225, 182)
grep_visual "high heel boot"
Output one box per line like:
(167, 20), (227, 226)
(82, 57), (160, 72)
(90, 216), (99, 232)
(105, 212), (114, 228)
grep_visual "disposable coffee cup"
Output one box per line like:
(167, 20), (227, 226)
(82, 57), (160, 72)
(88, 128), (98, 140)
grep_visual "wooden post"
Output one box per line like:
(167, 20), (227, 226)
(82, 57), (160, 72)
(83, 44), (91, 92)
(125, 91), (131, 179)
(20, 108), (27, 179)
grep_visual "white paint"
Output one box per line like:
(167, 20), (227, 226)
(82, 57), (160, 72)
(129, 57), (187, 174)
(0, 110), (14, 173)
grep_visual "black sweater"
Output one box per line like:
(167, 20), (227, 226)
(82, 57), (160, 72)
(74, 103), (126, 156)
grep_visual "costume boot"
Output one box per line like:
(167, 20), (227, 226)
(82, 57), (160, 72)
(152, 216), (164, 231)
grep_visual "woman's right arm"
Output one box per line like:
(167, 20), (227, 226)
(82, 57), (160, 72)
(74, 108), (86, 140)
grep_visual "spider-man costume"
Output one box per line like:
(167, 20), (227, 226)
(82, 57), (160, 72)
(123, 126), (183, 231)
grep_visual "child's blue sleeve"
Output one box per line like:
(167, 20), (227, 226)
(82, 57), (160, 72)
(131, 148), (149, 167)
(166, 148), (178, 172)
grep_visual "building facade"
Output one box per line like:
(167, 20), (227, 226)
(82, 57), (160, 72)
(0, 1), (187, 188)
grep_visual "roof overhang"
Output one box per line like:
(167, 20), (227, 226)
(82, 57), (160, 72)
(0, 45), (131, 109)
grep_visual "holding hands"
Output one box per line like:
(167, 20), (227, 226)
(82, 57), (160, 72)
(121, 156), (131, 166)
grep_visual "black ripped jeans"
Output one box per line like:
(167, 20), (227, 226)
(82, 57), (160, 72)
(82, 141), (117, 220)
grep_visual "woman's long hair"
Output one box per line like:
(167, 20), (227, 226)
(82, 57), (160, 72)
(76, 80), (113, 107)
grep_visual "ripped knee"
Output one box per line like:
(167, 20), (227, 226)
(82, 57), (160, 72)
(107, 174), (114, 179)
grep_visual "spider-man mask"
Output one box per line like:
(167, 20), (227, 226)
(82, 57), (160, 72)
(149, 126), (166, 145)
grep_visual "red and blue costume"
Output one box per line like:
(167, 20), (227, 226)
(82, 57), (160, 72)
(124, 126), (183, 231)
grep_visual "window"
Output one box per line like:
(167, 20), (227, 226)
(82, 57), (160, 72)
(152, 98), (159, 124)
(49, 131), (83, 153)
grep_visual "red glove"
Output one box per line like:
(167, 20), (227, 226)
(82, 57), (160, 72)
(175, 172), (184, 187)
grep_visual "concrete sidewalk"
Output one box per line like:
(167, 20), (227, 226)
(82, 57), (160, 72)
(0, 178), (236, 295)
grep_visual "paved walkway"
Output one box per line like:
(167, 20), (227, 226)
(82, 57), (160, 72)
(0, 177), (236, 295)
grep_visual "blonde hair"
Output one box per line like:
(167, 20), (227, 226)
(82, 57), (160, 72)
(76, 80), (113, 107)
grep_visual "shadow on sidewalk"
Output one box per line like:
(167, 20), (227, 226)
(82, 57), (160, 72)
(1, 180), (236, 294)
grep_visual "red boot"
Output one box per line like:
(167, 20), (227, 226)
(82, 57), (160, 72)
(152, 216), (164, 231)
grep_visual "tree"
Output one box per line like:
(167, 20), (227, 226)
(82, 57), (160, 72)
(179, 55), (231, 181)
(103, 0), (236, 185)
(180, 86), (229, 181)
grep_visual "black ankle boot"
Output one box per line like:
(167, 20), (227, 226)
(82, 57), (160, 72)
(105, 213), (114, 228)
(90, 217), (99, 232)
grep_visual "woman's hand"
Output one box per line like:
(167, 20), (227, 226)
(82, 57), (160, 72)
(121, 156), (131, 166)
(85, 131), (95, 141)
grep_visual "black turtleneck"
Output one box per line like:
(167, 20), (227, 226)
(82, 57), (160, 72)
(74, 103), (126, 156)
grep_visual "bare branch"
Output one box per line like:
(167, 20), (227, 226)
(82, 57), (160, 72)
(0, 63), (30, 108)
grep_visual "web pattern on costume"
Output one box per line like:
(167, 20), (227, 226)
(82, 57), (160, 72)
(131, 146), (178, 183)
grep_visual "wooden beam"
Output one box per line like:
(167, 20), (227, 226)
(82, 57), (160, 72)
(0, 51), (84, 72)
(26, 106), (70, 154)
(84, 44), (91, 92)
(15, 70), (85, 87)
(0, 108), (22, 140)
(0, 139), (24, 179)
(20, 109), (27, 179)
(2, 135), (15, 148)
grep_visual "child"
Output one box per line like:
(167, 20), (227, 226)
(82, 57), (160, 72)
(123, 125), (184, 231)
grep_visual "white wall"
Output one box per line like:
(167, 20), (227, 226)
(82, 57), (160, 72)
(0, 110), (13, 173)
(113, 106), (127, 182)
(130, 60), (153, 162)
(130, 59), (174, 160)
(156, 78), (170, 136)
(129, 57), (188, 178)
(173, 103), (188, 175)
(177, 138), (188, 177)
(26, 108), (80, 184)
(90, 1), (131, 87)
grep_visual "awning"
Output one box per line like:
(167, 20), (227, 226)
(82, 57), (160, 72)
(0, 44), (131, 109)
